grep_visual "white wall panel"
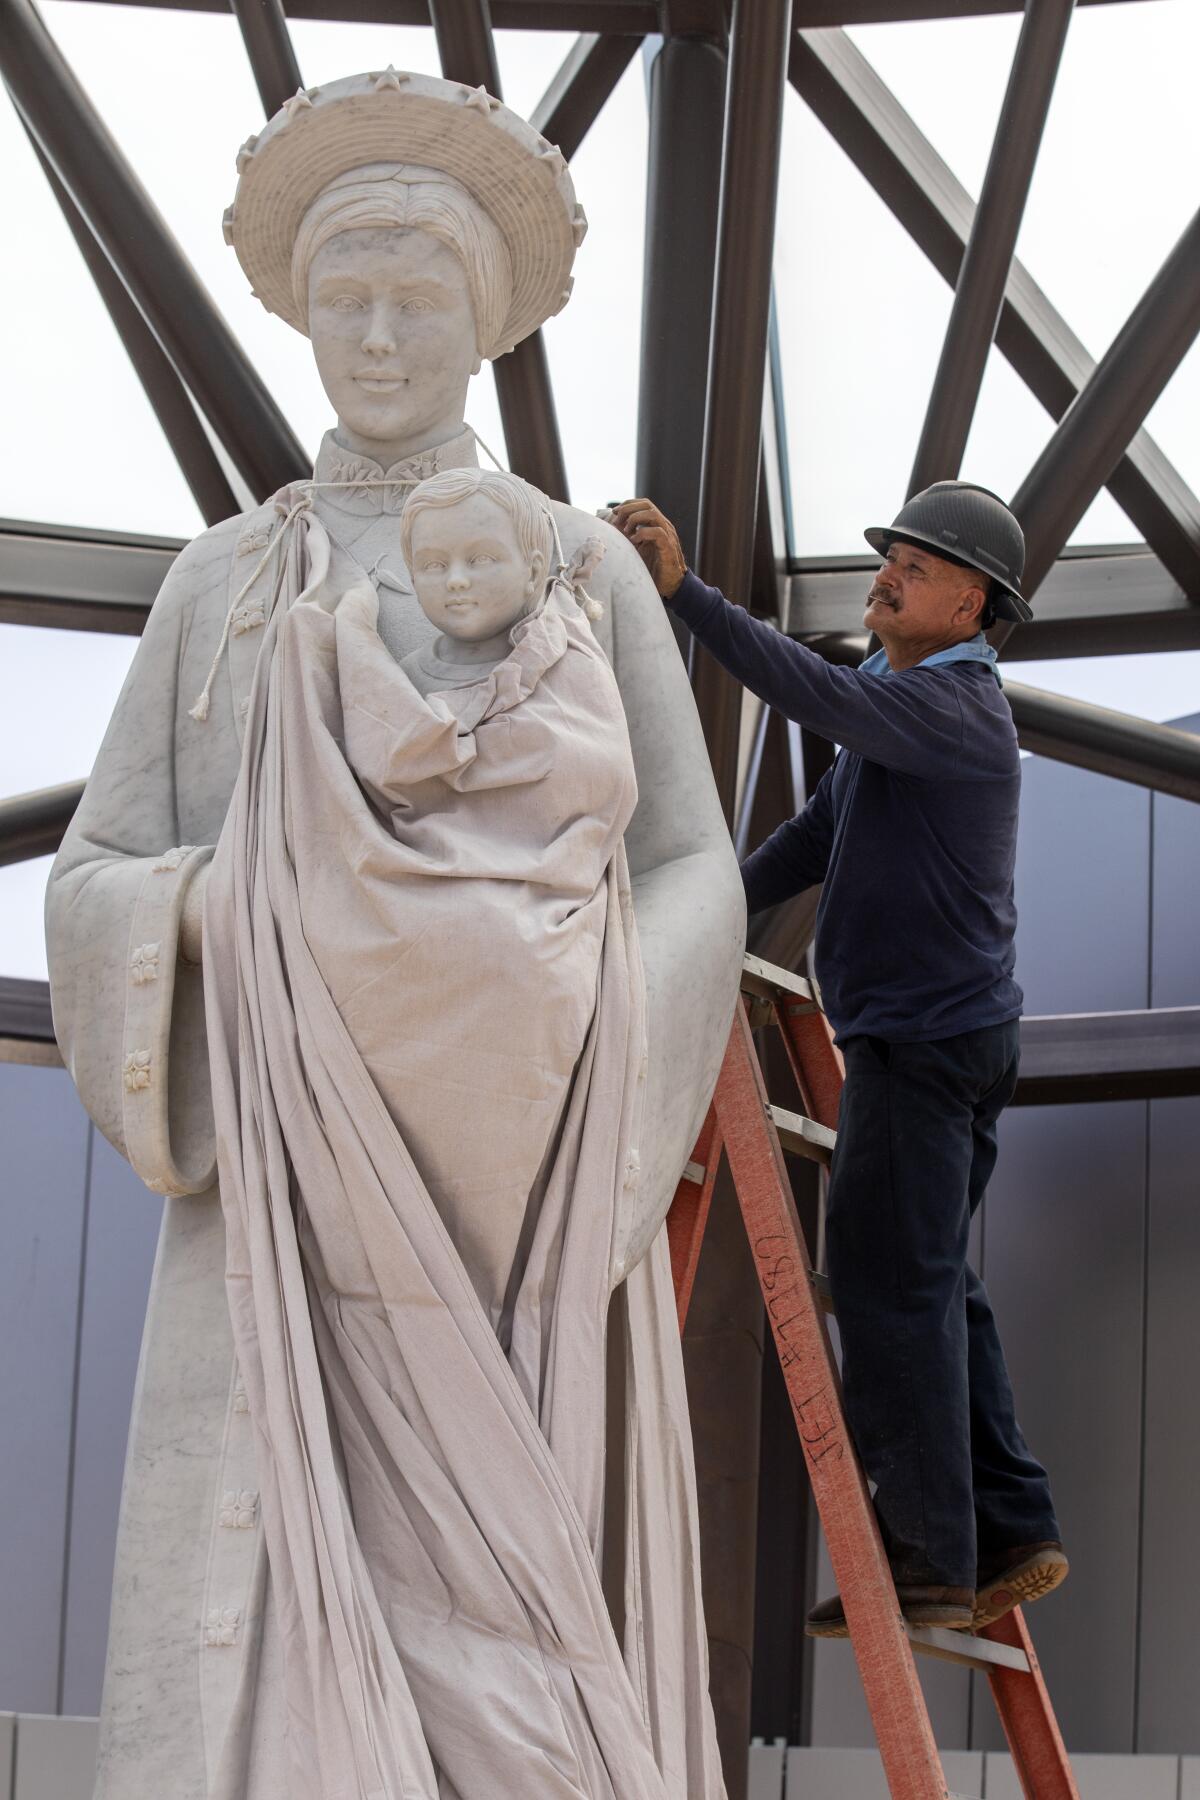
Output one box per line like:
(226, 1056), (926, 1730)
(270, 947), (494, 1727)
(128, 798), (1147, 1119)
(984, 1750), (1178, 1798)
(12, 1715), (99, 1800)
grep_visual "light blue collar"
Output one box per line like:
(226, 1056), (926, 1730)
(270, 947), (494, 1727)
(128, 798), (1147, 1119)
(860, 632), (1002, 687)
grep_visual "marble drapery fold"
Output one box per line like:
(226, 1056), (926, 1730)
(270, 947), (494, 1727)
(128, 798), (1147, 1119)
(201, 500), (726, 1799)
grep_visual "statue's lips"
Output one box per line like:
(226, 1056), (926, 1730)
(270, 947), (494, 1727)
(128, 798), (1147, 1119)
(355, 373), (408, 393)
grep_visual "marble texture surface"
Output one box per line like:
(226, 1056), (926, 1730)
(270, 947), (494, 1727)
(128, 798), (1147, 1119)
(44, 78), (745, 1799)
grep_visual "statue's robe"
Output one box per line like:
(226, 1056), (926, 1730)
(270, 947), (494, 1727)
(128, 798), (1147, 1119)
(46, 431), (745, 1799)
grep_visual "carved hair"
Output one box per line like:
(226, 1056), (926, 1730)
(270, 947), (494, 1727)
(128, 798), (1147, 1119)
(291, 163), (514, 359)
(400, 467), (556, 575)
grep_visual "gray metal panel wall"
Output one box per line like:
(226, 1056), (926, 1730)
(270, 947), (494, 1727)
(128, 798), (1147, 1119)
(1139, 1094), (1200, 1751)
(807, 1536), (971, 1749)
(1136, 729), (1200, 1752)
(974, 753), (1154, 1751)
(1010, 756), (1151, 1017)
(977, 1099), (1148, 1753)
(0, 1070), (162, 1721)
(0, 1067), (90, 1714)
(59, 1134), (163, 1716)
(1149, 712), (1200, 1016)
(806, 745), (1173, 1754)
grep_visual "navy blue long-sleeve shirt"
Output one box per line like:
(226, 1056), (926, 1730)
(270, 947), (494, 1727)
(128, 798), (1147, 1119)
(668, 570), (1023, 1043)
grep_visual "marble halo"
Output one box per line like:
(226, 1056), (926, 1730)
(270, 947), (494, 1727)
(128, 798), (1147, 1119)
(225, 68), (587, 350)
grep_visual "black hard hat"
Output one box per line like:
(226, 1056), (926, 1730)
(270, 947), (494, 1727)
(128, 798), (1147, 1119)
(864, 481), (1032, 623)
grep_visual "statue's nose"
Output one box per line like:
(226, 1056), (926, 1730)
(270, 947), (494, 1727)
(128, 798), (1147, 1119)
(361, 308), (397, 356)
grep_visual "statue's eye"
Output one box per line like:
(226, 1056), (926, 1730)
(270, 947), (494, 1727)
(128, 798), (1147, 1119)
(470, 554), (495, 566)
(401, 296), (435, 315)
(330, 295), (363, 313)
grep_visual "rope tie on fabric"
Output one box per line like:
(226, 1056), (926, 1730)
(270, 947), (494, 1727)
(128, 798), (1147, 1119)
(189, 457), (604, 721)
(551, 515), (605, 622)
(189, 495), (314, 722)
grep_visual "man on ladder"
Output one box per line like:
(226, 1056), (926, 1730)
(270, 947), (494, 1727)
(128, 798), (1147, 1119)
(613, 480), (1068, 1641)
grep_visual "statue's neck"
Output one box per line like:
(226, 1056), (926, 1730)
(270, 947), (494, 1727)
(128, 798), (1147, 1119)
(311, 424), (481, 521)
(332, 413), (466, 470)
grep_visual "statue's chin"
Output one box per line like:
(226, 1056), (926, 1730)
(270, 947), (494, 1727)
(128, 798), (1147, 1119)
(332, 404), (467, 460)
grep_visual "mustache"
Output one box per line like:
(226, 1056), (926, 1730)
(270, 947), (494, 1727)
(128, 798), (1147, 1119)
(867, 585), (898, 607)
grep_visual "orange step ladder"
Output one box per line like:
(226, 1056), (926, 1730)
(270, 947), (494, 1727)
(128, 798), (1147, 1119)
(666, 953), (1078, 1800)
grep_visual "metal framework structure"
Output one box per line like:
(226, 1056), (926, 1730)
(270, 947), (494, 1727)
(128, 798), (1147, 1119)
(2, 0), (1198, 1792)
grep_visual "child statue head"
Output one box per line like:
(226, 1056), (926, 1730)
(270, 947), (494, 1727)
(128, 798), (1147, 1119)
(401, 468), (556, 656)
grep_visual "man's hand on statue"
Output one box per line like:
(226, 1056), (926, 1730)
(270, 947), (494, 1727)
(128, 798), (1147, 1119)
(180, 861), (210, 966)
(608, 500), (688, 600)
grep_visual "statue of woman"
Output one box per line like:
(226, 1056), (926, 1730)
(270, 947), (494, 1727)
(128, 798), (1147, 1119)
(46, 71), (745, 1800)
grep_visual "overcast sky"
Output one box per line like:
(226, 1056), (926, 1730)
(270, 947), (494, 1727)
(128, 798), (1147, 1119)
(1, 0), (1197, 979)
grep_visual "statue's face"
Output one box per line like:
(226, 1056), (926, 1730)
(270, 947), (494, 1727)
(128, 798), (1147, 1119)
(307, 226), (480, 450)
(409, 493), (544, 643)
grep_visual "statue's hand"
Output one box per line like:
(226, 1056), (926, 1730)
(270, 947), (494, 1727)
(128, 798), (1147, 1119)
(180, 861), (210, 966)
(607, 499), (687, 599)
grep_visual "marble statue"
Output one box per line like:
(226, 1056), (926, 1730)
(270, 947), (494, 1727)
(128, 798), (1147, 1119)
(45, 69), (745, 1800)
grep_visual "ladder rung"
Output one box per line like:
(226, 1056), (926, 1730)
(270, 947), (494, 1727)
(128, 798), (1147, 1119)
(905, 1623), (1031, 1674)
(767, 1103), (836, 1165)
(740, 952), (821, 1011)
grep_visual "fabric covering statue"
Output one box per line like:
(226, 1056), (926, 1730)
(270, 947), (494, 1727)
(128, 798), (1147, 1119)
(46, 70), (745, 1800)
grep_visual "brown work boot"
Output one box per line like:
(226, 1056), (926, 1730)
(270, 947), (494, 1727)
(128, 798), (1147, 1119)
(973, 1542), (1068, 1629)
(806, 1584), (974, 1639)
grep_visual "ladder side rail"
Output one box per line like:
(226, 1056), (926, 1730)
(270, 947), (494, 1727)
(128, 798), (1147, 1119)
(715, 1002), (952, 1800)
(980, 1609), (1080, 1799)
(772, 994), (845, 1134)
(665, 1107), (725, 1333)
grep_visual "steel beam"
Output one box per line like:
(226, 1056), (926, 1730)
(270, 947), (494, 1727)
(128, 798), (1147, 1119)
(70, 0), (1158, 22)
(1005, 685), (1200, 802)
(0, 781), (85, 870)
(1013, 1008), (1200, 1106)
(231, 0), (304, 118)
(0, 978), (56, 1045)
(528, 31), (642, 162)
(0, 519), (179, 633)
(0, 0), (308, 500)
(16, 518), (1194, 666)
(787, 546), (1200, 662)
(790, 28), (1200, 598)
(8, 962), (1191, 1107)
(636, 32), (727, 570)
(908, 0), (1074, 497)
(784, 622), (1200, 803)
(132, 0), (661, 17)
(21, 129), (240, 530)
(634, 35), (789, 1777)
(1002, 204), (1200, 626)
(430, 0), (570, 499)
(693, 0), (793, 823)
(795, 0), (1130, 18)
(682, 12), (792, 1794)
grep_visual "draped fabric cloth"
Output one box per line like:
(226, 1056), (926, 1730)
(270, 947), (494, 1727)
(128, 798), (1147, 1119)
(201, 496), (725, 1800)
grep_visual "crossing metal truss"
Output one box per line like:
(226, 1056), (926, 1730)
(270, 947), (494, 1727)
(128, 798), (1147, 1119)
(2, 2), (1199, 1791)
(0, 0), (1196, 846)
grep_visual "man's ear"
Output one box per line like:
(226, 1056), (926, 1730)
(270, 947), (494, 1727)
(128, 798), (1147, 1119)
(960, 580), (988, 628)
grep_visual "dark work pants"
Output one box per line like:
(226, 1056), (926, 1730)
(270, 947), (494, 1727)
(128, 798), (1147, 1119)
(824, 1020), (1059, 1590)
